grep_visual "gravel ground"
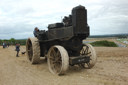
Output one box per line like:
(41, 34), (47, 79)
(0, 46), (128, 85)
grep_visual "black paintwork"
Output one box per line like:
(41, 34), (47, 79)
(35, 5), (90, 58)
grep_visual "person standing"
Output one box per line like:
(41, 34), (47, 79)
(3, 42), (5, 48)
(15, 43), (20, 57)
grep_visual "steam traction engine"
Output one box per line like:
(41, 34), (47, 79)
(26, 5), (97, 75)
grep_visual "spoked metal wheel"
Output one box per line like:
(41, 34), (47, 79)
(80, 44), (97, 69)
(26, 37), (40, 64)
(47, 45), (69, 75)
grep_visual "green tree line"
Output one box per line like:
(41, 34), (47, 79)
(0, 38), (26, 46)
(90, 40), (118, 47)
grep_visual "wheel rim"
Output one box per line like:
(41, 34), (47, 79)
(26, 39), (33, 61)
(80, 44), (97, 69)
(48, 45), (69, 75)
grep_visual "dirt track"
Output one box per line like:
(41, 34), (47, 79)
(0, 46), (128, 85)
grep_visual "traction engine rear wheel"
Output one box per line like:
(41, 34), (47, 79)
(47, 45), (69, 75)
(80, 44), (97, 69)
(26, 37), (40, 64)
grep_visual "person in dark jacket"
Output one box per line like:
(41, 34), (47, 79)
(15, 43), (20, 57)
(33, 27), (39, 37)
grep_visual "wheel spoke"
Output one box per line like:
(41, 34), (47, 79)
(84, 46), (89, 54)
(85, 52), (91, 55)
(87, 63), (90, 67)
(51, 50), (56, 58)
(49, 56), (54, 59)
(81, 48), (84, 55)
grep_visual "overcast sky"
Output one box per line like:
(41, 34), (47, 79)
(0, 0), (128, 39)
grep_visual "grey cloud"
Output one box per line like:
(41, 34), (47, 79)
(0, 0), (128, 39)
(87, 0), (128, 35)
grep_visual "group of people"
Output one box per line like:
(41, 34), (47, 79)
(2, 27), (39, 57)
(2, 42), (20, 57)
(3, 42), (10, 48)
